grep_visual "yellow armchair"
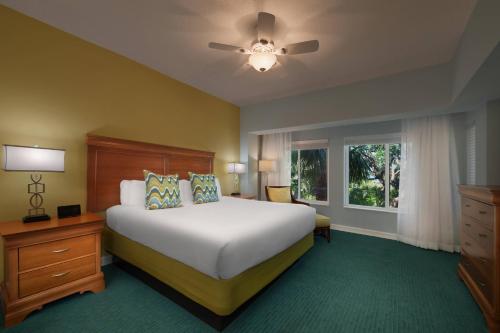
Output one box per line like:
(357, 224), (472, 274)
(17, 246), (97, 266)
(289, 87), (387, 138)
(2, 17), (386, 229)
(265, 186), (331, 242)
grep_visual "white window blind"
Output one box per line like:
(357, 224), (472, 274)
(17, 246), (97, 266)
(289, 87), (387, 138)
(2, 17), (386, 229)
(292, 139), (328, 150)
(466, 125), (476, 185)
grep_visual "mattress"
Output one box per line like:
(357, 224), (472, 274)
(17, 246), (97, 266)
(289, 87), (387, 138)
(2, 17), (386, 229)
(106, 196), (315, 279)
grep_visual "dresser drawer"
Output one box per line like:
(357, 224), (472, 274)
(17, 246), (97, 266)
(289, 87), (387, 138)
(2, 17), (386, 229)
(462, 215), (494, 253)
(460, 254), (493, 305)
(19, 234), (96, 271)
(18, 255), (96, 298)
(462, 198), (494, 230)
(462, 232), (493, 281)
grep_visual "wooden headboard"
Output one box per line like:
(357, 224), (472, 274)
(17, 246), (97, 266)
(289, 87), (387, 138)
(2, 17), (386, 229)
(86, 135), (214, 212)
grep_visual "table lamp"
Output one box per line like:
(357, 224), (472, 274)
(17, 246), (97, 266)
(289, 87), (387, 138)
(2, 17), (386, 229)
(3, 144), (65, 223)
(227, 162), (246, 195)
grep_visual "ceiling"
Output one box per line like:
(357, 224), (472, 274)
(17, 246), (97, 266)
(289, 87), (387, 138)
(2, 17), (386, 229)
(1, 0), (477, 106)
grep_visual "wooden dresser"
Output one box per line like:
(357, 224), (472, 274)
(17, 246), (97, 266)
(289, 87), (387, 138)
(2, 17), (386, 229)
(0, 213), (105, 327)
(458, 185), (500, 332)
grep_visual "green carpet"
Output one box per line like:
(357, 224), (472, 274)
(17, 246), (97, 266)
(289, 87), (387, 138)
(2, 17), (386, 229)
(1, 231), (488, 332)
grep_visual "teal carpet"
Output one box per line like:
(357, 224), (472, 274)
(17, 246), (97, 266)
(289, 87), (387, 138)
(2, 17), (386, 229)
(1, 231), (487, 332)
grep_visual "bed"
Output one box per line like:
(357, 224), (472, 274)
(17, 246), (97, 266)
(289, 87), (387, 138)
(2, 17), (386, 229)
(87, 135), (315, 330)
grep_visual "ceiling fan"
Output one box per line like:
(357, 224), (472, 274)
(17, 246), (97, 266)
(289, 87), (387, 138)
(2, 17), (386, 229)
(208, 12), (319, 73)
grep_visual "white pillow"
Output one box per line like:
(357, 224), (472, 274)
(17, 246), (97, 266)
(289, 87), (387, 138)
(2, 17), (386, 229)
(120, 180), (146, 207)
(179, 179), (194, 206)
(215, 177), (223, 199)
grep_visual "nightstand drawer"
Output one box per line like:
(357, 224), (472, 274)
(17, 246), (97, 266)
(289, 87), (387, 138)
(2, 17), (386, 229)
(19, 255), (96, 298)
(19, 234), (96, 271)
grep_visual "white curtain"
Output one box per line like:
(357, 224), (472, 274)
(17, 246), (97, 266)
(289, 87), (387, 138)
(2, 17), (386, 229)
(261, 133), (292, 195)
(397, 115), (460, 252)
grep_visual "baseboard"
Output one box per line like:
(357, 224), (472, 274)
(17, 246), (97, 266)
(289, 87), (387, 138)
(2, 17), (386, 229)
(101, 254), (113, 266)
(330, 223), (397, 241)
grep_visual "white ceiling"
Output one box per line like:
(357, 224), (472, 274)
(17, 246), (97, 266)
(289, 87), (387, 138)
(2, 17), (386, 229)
(1, 0), (477, 106)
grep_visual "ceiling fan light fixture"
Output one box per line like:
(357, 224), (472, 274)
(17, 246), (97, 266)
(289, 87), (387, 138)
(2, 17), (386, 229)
(249, 52), (276, 72)
(208, 12), (319, 74)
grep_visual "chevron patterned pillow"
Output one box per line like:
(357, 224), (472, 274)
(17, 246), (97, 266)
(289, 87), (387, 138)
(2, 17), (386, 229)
(188, 172), (219, 204)
(144, 170), (182, 209)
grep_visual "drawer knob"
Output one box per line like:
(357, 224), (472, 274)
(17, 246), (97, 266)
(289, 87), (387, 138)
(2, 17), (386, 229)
(464, 223), (471, 227)
(51, 271), (70, 278)
(465, 204), (471, 207)
(478, 233), (487, 238)
(478, 281), (486, 287)
(479, 211), (487, 215)
(52, 248), (69, 253)
(479, 257), (487, 264)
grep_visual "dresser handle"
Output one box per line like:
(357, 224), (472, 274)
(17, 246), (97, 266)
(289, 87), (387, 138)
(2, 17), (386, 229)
(478, 281), (486, 288)
(465, 204), (471, 207)
(52, 248), (69, 253)
(51, 271), (69, 278)
(479, 257), (487, 263)
(478, 233), (487, 238)
(479, 211), (487, 215)
(464, 223), (471, 227)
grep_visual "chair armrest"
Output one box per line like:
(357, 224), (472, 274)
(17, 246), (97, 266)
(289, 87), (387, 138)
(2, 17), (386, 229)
(292, 198), (310, 206)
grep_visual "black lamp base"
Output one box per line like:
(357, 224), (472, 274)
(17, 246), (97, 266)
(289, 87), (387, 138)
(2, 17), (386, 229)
(23, 214), (51, 223)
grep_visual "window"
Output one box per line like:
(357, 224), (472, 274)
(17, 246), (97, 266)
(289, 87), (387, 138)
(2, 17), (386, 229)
(344, 135), (401, 211)
(291, 140), (328, 205)
(466, 124), (476, 185)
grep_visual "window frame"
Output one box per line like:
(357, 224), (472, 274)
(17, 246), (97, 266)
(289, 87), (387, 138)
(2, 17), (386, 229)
(343, 134), (401, 213)
(292, 140), (329, 206)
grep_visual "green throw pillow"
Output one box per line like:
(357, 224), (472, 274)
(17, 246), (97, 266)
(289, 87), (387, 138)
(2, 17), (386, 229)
(144, 170), (181, 209)
(189, 172), (219, 204)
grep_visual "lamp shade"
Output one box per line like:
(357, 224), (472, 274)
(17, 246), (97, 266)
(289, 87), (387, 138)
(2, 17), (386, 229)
(227, 162), (246, 174)
(258, 160), (277, 172)
(3, 145), (65, 172)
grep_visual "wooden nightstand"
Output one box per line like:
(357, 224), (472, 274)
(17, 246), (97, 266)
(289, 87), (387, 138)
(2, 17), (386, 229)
(230, 193), (257, 200)
(0, 213), (105, 327)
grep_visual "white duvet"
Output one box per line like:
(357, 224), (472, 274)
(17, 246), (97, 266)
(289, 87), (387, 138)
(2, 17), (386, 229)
(106, 197), (315, 279)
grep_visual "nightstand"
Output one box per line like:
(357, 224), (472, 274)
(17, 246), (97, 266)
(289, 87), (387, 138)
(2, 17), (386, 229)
(0, 213), (105, 327)
(230, 193), (257, 200)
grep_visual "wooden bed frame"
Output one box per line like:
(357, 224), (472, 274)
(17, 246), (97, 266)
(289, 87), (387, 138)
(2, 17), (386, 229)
(87, 134), (214, 212)
(86, 135), (312, 330)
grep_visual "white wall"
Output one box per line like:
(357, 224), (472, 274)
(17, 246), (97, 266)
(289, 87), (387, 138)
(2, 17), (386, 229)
(452, 0), (500, 99)
(241, 63), (451, 134)
(486, 99), (500, 185)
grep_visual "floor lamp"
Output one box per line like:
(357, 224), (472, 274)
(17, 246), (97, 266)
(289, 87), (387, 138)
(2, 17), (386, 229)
(258, 159), (277, 200)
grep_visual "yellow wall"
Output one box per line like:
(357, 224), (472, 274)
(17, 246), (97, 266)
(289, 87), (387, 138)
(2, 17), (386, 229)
(0, 5), (240, 223)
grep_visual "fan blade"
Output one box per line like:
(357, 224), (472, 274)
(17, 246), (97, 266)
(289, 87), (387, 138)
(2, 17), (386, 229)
(208, 42), (249, 54)
(281, 40), (319, 55)
(257, 12), (275, 43)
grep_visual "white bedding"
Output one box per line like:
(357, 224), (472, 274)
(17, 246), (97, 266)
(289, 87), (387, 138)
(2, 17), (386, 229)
(106, 196), (315, 279)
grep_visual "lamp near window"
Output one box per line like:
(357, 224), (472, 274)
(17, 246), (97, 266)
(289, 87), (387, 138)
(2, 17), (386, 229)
(226, 162), (246, 195)
(258, 159), (277, 199)
(3, 144), (65, 223)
